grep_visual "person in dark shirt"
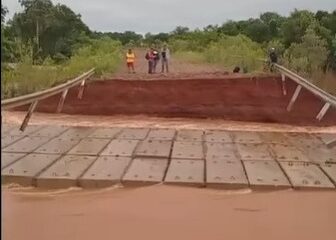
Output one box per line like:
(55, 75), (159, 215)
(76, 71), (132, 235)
(269, 48), (278, 72)
(269, 48), (278, 63)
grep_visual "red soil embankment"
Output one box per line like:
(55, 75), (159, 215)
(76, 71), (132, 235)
(14, 76), (336, 126)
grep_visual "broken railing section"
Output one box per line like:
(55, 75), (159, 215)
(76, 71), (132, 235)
(1, 68), (95, 132)
(274, 64), (336, 121)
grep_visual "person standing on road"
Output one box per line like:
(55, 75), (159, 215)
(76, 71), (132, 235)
(152, 48), (160, 73)
(269, 48), (278, 72)
(145, 48), (155, 74)
(126, 49), (136, 73)
(161, 44), (170, 73)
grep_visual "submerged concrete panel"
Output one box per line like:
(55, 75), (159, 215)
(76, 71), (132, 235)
(236, 143), (274, 161)
(231, 131), (263, 144)
(205, 130), (232, 143)
(206, 159), (248, 189)
(34, 137), (81, 154)
(165, 159), (204, 187)
(100, 139), (139, 157)
(176, 129), (203, 142)
(244, 160), (291, 190)
(117, 128), (149, 140)
(269, 144), (311, 162)
(280, 162), (335, 190)
(68, 138), (110, 156)
(2, 153), (61, 186)
(1, 152), (26, 169)
(147, 129), (176, 141)
(172, 141), (204, 160)
(79, 156), (131, 188)
(135, 140), (172, 158)
(3, 136), (51, 153)
(205, 143), (238, 161)
(88, 128), (121, 139)
(122, 158), (168, 186)
(36, 155), (97, 188)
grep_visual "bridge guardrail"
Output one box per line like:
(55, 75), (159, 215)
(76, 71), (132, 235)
(1, 68), (95, 131)
(273, 63), (335, 121)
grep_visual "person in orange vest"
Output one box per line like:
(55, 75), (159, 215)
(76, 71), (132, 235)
(126, 49), (136, 73)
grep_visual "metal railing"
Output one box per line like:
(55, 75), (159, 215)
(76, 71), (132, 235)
(1, 68), (95, 131)
(273, 63), (335, 121)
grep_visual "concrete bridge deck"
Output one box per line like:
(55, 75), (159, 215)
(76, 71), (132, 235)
(1, 124), (336, 190)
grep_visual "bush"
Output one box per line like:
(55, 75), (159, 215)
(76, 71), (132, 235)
(1, 38), (122, 99)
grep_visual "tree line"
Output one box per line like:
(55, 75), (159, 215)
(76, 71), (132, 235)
(1, 1), (336, 72)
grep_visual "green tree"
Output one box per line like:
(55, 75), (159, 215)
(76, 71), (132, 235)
(284, 28), (329, 76)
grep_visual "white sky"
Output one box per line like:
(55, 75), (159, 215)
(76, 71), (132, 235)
(3, 0), (336, 34)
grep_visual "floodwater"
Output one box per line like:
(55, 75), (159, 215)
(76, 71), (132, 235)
(3, 111), (336, 133)
(2, 184), (336, 240)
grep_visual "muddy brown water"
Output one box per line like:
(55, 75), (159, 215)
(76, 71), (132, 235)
(2, 185), (336, 240)
(13, 76), (336, 126)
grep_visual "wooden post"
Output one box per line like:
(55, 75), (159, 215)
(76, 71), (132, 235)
(281, 74), (287, 96)
(77, 79), (86, 99)
(56, 89), (68, 113)
(20, 101), (38, 132)
(316, 102), (331, 121)
(287, 85), (302, 112)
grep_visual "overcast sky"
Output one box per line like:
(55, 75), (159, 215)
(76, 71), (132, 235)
(3, 0), (336, 34)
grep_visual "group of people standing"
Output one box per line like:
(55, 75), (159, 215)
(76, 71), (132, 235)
(126, 45), (170, 74)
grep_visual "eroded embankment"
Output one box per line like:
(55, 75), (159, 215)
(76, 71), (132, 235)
(14, 76), (336, 126)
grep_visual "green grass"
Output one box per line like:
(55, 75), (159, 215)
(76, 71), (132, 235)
(1, 38), (122, 99)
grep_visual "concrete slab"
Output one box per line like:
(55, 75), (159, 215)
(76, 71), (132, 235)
(88, 128), (121, 139)
(2, 153), (61, 186)
(280, 162), (335, 190)
(117, 128), (149, 140)
(36, 155), (97, 188)
(34, 137), (81, 154)
(1, 135), (25, 149)
(236, 143), (274, 161)
(301, 145), (336, 163)
(165, 159), (204, 187)
(286, 133), (323, 149)
(206, 159), (248, 189)
(122, 158), (168, 186)
(30, 125), (68, 138)
(205, 143), (238, 161)
(67, 138), (110, 156)
(147, 129), (176, 141)
(3, 136), (51, 153)
(1, 152), (26, 169)
(320, 163), (336, 185)
(244, 160), (291, 190)
(135, 140), (172, 158)
(315, 133), (336, 148)
(172, 141), (204, 160)
(1, 124), (18, 136)
(57, 127), (94, 139)
(205, 130), (232, 143)
(79, 156), (131, 188)
(269, 144), (311, 162)
(176, 129), (203, 142)
(258, 132), (289, 145)
(231, 131), (263, 144)
(7, 125), (44, 137)
(100, 139), (139, 157)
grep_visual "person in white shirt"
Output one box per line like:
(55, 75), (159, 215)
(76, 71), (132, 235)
(161, 44), (170, 73)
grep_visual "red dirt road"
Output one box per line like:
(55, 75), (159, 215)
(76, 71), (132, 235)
(15, 75), (336, 126)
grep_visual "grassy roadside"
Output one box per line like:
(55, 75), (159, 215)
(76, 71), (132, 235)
(1, 38), (122, 99)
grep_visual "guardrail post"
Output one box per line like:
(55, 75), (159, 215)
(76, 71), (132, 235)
(77, 79), (86, 99)
(56, 89), (68, 113)
(20, 101), (38, 131)
(281, 74), (287, 96)
(287, 85), (302, 112)
(316, 102), (331, 121)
